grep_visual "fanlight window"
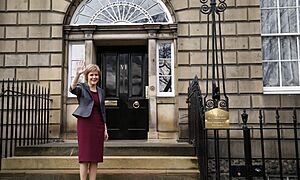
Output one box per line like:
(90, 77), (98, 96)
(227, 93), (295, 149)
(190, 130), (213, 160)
(71, 0), (172, 25)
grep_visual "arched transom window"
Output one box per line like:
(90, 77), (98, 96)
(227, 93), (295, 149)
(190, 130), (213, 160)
(71, 0), (173, 25)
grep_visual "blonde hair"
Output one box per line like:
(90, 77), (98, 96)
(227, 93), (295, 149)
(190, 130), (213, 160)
(84, 64), (101, 82)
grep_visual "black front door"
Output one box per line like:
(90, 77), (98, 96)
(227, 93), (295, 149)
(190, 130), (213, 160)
(98, 46), (148, 140)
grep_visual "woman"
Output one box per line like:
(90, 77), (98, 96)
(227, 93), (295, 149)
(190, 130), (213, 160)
(70, 62), (108, 180)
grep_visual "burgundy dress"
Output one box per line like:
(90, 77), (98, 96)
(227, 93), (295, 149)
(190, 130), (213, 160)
(77, 91), (105, 163)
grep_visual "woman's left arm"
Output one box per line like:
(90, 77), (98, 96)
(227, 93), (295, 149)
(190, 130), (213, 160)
(102, 89), (108, 141)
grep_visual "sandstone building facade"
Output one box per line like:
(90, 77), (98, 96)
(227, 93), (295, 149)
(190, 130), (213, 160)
(0, 0), (299, 141)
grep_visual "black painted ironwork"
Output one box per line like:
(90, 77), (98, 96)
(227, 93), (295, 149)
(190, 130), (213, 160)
(186, 76), (206, 180)
(259, 110), (267, 180)
(293, 110), (300, 179)
(0, 79), (52, 169)
(187, 76), (300, 180)
(201, 0), (228, 111)
(242, 110), (254, 180)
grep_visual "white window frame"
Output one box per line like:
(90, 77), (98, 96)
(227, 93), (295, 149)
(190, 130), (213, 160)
(68, 42), (85, 97)
(156, 40), (175, 97)
(261, 0), (300, 94)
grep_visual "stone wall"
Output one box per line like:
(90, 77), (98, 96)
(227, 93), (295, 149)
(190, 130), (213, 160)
(0, 0), (71, 138)
(175, 0), (300, 140)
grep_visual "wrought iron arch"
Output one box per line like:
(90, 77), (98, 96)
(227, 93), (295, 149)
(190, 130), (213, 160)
(68, 0), (173, 25)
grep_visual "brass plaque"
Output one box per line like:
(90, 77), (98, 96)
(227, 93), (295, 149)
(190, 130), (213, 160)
(205, 108), (230, 128)
(105, 100), (118, 106)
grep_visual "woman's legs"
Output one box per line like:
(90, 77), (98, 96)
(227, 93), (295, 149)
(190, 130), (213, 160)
(79, 162), (98, 180)
(79, 163), (89, 180)
(89, 163), (98, 180)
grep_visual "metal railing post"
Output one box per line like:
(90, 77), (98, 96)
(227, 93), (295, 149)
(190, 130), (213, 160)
(5, 79), (10, 157)
(241, 110), (253, 180)
(10, 79), (15, 156)
(259, 109), (267, 180)
(0, 79), (4, 169)
(275, 109), (283, 179)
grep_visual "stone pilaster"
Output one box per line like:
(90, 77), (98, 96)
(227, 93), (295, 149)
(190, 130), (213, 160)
(147, 37), (158, 139)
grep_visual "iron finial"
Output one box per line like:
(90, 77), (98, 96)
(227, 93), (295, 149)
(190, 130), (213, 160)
(241, 109), (248, 127)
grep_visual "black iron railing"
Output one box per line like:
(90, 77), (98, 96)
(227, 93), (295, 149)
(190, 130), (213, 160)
(187, 77), (300, 180)
(187, 76), (207, 180)
(0, 79), (52, 169)
(201, 0), (229, 111)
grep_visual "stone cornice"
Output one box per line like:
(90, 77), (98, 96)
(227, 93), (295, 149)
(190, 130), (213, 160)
(64, 24), (177, 32)
(63, 24), (177, 40)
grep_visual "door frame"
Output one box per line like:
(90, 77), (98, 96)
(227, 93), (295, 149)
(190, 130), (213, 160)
(64, 25), (178, 139)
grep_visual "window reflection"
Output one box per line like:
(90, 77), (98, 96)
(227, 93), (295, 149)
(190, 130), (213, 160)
(280, 37), (297, 60)
(262, 37), (279, 60)
(158, 42), (173, 94)
(280, 8), (297, 33)
(279, 0), (296, 7)
(105, 55), (117, 97)
(263, 62), (279, 87)
(282, 62), (299, 86)
(120, 54), (128, 94)
(261, 9), (278, 34)
(131, 55), (143, 96)
(261, 0), (300, 91)
(159, 76), (172, 92)
(260, 0), (277, 8)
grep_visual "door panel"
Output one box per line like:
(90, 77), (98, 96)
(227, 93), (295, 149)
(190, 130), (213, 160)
(98, 47), (148, 140)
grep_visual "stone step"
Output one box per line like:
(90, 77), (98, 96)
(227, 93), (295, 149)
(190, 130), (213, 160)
(0, 169), (199, 180)
(1, 156), (198, 171)
(15, 140), (195, 156)
(1, 140), (199, 179)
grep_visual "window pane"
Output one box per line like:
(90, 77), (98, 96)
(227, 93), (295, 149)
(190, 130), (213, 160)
(159, 43), (171, 58)
(299, 7), (300, 32)
(119, 53), (128, 94)
(263, 62), (280, 86)
(68, 43), (85, 97)
(280, 36), (297, 60)
(262, 37), (279, 60)
(260, 0), (277, 7)
(261, 9), (278, 34)
(71, 44), (85, 60)
(131, 55), (143, 96)
(159, 76), (172, 92)
(105, 55), (117, 97)
(159, 60), (171, 75)
(280, 8), (297, 33)
(282, 61), (299, 86)
(157, 41), (173, 96)
(279, 0), (296, 7)
(152, 13), (168, 22)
